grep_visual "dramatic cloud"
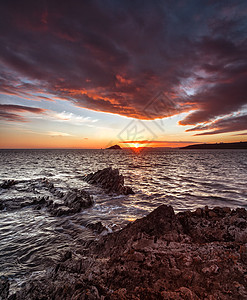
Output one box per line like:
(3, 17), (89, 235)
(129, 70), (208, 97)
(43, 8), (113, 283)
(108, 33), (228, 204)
(0, 104), (47, 122)
(186, 114), (247, 135)
(0, 0), (247, 134)
(0, 112), (26, 122)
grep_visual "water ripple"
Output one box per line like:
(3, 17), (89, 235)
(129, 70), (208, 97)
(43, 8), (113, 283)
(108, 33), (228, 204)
(0, 148), (246, 290)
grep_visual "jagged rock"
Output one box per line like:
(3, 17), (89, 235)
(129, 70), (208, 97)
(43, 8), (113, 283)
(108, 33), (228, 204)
(47, 189), (93, 216)
(60, 250), (72, 262)
(31, 196), (48, 206)
(13, 205), (247, 299)
(63, 190), (92, 208)
(82, 167), (134, 195)
(0, 197), (42, 211)
(0, 180), (16, 189)
(0, 200), (5, 211)
(0, 178), (93, 216)
(86, 221), (107, 234)
(0, 276), (9, 300)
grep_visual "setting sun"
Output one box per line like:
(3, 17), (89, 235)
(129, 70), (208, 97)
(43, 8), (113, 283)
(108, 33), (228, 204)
(133, 143), (141, 148)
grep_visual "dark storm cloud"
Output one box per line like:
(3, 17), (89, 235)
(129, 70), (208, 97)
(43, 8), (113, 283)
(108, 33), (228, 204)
(0, 104), (47, 122)
(186, 114), (247, 136)
(0, 0), (247, 134)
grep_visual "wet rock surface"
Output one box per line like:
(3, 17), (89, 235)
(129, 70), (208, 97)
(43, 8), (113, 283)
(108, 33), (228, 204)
(0, 178), (93, 216)
(0, 276), (9, 300)
(86, 221), (108, 234)
(82, 167), (134, 195)
(11, 205), (247, 300)
(0, 180), (16, 189)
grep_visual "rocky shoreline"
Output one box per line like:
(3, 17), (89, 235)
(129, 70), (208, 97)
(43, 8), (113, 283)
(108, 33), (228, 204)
(0, 167), (133, 215)
(3, 204), (247, 300)
(0, 178), (93, 216)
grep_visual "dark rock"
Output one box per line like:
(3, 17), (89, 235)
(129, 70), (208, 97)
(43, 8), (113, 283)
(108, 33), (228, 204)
(106, 144), (122, 150)
(29, 179), (94, 216)
(82, 167), (134, 195)
(0, 197), (41, 211)
(86, 222), (107, 234)
(31, 196), (47, 206)
(0, 201), (5, 210)
(0, 178), (93, 216)
(0, 276), (9, 300)
(63, 190), (93, 209)
(127, 204), (176, 237)
(60, 250), (72, 262)
(11, 205), (247, 299)
(34, 205), (42, 210)
(0, 180), (16, 189)
(195, 207), (203, 217)
(208, 210), (217, 218)
(47, 189), (93, 216)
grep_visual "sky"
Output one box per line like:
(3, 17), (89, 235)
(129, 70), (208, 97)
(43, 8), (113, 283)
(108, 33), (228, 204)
(0, 0), (247, 149)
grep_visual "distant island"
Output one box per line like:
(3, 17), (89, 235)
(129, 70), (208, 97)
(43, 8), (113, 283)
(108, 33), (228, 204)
(106, 144), (122, 150)
(181, 141), (247, 149)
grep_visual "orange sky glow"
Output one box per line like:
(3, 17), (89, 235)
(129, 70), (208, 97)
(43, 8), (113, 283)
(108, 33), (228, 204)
(0, 1), (247, 148)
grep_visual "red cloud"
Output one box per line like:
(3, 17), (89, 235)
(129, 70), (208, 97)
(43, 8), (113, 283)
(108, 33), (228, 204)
(186, 114), (247, 136)
(0, 112), (27, 122)
(0, 0), (246, 135)
(0, 104), (47, 122)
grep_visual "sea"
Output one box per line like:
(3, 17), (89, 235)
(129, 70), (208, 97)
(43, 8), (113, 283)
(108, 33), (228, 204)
(0, 148), (247, 293)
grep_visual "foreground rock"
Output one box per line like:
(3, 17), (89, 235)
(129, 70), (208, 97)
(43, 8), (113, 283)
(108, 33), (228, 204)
(82, 167), (134, 195)
(12, 205), (247, 299)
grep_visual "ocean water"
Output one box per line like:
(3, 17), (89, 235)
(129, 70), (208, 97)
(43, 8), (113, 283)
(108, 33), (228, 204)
(0, 148), (247, 292)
